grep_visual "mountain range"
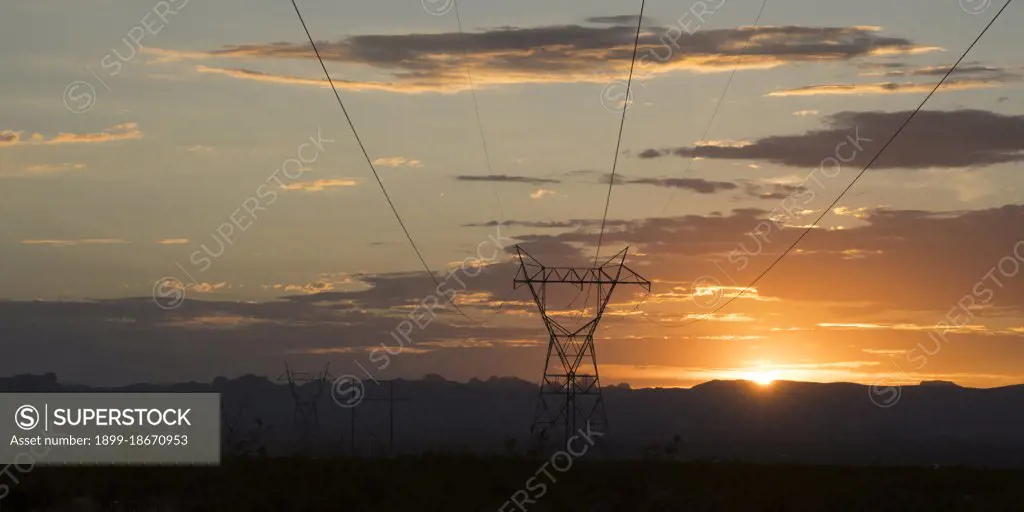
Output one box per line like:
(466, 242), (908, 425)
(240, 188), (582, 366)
(3, 373), (1023, 467)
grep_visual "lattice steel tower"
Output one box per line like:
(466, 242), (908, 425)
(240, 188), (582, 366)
(514, 245), (650, 445)
(277, 362), (333, 451)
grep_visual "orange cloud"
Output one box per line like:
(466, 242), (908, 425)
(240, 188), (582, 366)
(372, 157), (423, 168)
(767, 79), (999, 97)
(195, 65), (435, 93)
(817, 322), (989, 334)
(159, 314), (269, 330)
(0, 123), (142, 147)
(530, 189), (555, 200)
(281, 178), (358, 192)
(191, 282), (228, 293)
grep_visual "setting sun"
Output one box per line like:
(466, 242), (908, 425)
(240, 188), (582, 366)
(744, 370), (779, 386)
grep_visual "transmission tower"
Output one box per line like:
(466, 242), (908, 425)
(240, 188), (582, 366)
(277, 362), (333, 452)
(514, 245), (650, 446)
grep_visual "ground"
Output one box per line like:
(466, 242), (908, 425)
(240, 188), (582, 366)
(4, 457), (1023, 511)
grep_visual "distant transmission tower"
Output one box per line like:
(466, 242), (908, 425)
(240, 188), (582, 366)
(514, 246), (650, 446)
(277, 362), (333, 452)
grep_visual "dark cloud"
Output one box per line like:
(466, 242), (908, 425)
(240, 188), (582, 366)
(768, 63), (1019, 97)
(186, 24), (937, 92)
(455, 174), (560, 185)
(766, 78), (1010, 97)
(869, 63), (1017, 79)
(593, 172), (738, 194)
(584, 15), (649, 26)
(462, 219), (631, 229)
(857, 62), (908, 71)
(742, 182), (809, 200)
(0, 276), (537, 385)
(634, 109), (1024, 169)
(564, 169), (599, 177)
(624, 177), (739, 194)
(598, 172), (631, 185)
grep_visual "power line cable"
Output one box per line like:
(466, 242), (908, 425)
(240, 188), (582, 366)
(452, 0), (505, 223)
(656, 0), (770, 216)
(638, 0), (1014, 328)
(289, 0), (479, 323)
(577, 3), (646, 327)
(593, 1), (647, 267)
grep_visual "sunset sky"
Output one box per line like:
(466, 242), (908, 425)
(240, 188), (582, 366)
(1, 0), (1023, 388)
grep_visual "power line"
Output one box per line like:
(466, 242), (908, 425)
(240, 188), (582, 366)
(580, 3), (646, 328)
(593, 1), (647, 267)
(288, 0), (478, 323)
(656, 0), (770, 216)
(446, 0), (524, 328)
(452, 0), (504, 223)
(640, 0), (1014, 329)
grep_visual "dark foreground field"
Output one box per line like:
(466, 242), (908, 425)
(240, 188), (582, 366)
(4, 457), (1024, 511)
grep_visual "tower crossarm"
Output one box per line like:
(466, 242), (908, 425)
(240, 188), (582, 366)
(600, 264), (650, 292)
(513, 246), (651, 292)
(513, 266), (649, 290)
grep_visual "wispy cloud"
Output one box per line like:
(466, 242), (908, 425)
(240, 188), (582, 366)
(281, 178), (358, 192)
(767, 79), (1004, 97)
(1, 123), (143, 147)
(861, 63), (1018, 79)
(372, 157), (423, 168)
(191, 282), (229, 293)
(620, 177), (738, 194)
(21, 239), (130, 247)
(742, 181), (809, 200)
(158, 314), (269, 330)
(195, 65), (455, 94)
(770, 62), (1019, 98)
(530, 188), (555, 200)
(818, 322), (988, 334)
(262, 282), (337, 294)
(456, 174), (559, 185)
(196, 65), (329, 89)
(13, 163), (87, 176)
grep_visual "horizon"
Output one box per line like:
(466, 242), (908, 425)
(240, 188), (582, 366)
(1, 370), (998, 391)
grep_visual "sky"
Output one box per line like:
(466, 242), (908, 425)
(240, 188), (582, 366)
(1, 0), (1023, 388)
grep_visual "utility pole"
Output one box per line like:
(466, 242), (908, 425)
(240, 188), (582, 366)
(389, 381), (394, 451)
(349, 380), (408, 456)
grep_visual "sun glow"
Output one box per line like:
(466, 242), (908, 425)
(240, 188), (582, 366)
(743, 370), (778, 386)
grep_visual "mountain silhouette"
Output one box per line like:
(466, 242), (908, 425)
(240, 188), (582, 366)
(3, 374), (1022, 467)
